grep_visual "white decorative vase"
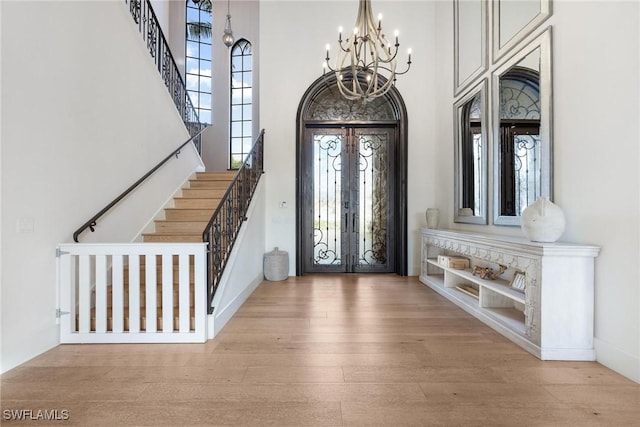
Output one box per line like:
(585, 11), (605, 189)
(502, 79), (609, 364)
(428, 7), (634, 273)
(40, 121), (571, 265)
(426, 208), (439, 229)
(521, 197), (566, 243)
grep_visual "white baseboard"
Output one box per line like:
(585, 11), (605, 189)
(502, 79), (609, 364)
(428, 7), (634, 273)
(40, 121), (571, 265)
(208, 274), (262, 339)
(206, 179), (266, 339)
(595, 338), (640, 383)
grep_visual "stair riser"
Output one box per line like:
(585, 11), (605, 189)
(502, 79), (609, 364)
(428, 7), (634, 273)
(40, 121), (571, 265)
(195, 172), (236, 180)
(189, 181), (230, 189)
(181, 189), (227, 198)
(143, 235), (202, 243)
(154, 221), (208, 233)
(165, 210), (214, 221)
(173, 199), (220, 209)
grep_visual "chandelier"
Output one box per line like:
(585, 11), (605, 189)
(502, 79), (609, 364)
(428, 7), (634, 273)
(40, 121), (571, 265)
(323, 0), (412, 102)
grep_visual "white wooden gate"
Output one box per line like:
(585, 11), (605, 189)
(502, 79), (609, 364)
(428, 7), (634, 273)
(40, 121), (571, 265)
(56, 243), (207, 343)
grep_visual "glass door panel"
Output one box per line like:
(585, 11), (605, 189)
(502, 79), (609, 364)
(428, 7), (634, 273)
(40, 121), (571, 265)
(303, 127), (395, 273)
(312, 131), (344, 268)
(354, 130), (393, 272)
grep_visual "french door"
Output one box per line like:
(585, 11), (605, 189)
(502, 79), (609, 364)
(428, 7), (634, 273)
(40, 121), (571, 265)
(301, 126), (396, 273)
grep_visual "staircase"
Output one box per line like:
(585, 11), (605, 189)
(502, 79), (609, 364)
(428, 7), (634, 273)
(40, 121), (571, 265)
(75, 171), (235, 335)
(143, 171), (236, 243)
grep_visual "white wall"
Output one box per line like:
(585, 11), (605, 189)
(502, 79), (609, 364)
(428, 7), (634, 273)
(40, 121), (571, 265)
(205, 0), (260, 171)
(434, 0), (640, 382)
(552, 0), (639, 383)
(210, 177), (266, 335)
(260, 1), (436, 275)
(1, 1), (201, 373)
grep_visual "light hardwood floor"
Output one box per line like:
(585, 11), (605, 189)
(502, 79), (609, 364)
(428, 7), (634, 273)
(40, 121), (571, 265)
(2, 275), (639, 426)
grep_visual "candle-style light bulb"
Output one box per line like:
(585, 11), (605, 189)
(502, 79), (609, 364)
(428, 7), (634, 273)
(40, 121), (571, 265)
(394, 30), (399, 45)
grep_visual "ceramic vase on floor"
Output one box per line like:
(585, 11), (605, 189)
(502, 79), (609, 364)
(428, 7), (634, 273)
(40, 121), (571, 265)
(521, 197), (566, 242)
(426, 208), (439, 229)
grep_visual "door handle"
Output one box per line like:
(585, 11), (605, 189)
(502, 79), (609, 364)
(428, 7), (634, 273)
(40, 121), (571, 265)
(352, 213), (356, 230)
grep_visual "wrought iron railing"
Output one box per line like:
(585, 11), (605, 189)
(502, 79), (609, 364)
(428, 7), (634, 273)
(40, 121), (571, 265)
(73, 128), (207, 242)
(125, 0), (204, 141)
(203, 130), (265, 313)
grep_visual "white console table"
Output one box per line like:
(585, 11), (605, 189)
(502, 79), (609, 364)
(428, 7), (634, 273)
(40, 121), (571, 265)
(420, 229), (600, 360)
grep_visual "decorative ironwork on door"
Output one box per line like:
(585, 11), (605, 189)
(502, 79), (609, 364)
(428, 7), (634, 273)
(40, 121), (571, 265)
(304, 127), (395, 273)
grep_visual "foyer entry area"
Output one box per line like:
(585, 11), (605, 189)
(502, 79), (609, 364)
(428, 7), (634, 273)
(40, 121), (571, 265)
(2, 275), (638, 425)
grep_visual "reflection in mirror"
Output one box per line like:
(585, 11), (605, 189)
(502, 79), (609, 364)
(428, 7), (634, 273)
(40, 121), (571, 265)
(455, 0), (486, 94)
(499, 61), (540, 216)
(455, 80), (487, 224)
(493, 29), (552, 226)
(494, 0), (551, 61)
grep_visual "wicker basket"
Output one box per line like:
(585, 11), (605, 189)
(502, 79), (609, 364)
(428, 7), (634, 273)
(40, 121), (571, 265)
(264, 247), (289, 281)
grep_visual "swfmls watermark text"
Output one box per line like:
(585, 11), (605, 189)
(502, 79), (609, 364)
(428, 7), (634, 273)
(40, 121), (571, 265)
(3, 409), (70, 422)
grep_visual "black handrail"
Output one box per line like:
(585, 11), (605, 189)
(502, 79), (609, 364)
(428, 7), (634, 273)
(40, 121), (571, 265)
(203, 130), (265, 313)
(73, 128), (208, 242)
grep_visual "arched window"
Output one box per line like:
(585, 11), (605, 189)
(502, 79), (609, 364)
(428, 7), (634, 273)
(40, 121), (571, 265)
(185, 0), (212, 124)
(230, 39), (252, 169)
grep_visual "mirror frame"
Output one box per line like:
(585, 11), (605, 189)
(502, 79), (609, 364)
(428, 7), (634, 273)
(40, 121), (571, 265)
(493, 0), (552, 62)
(454, 79), (488, 224)
(454, 0), (488, 95)
(492, 28), (553, 226)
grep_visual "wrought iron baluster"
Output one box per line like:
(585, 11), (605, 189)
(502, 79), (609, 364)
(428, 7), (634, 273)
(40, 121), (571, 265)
(202, 131), (265, 314)
(124, 0), (202, 141)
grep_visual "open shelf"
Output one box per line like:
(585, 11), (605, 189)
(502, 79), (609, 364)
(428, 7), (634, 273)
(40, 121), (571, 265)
(420, 228), (600, 361)
(485, 307), (526, 336)
(426, 258), (525, 304)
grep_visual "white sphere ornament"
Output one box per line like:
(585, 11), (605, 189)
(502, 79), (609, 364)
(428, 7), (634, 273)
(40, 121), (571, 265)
(521, 197), (566, 243)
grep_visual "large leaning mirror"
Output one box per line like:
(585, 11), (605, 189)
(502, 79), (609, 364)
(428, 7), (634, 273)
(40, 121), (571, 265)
(493, 28), (552, 226)
(493, 0), (552, 61)
(455, 80), (487, 224)
(454, 0), (487, 94)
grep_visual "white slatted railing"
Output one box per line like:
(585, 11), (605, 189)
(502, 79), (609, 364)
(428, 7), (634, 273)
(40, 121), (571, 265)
(56, 243), (207, 343)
